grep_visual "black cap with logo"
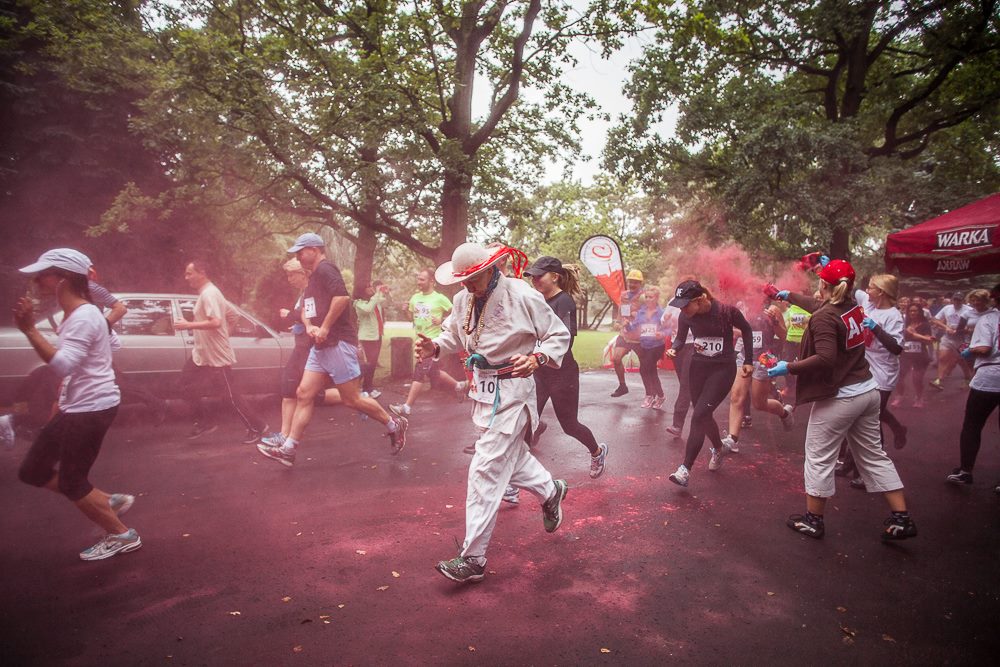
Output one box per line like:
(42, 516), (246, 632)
(669, 280), (705, 308)
(524, 256), (565, 277)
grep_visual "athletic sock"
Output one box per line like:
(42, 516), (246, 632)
(386, 419), (398, 433)
(281, 438), (299, 452)
(891, 510), (910, 520)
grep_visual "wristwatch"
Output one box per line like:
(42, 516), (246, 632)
(533, 352), (548, 368)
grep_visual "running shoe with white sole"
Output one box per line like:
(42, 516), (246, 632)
(542, 480), (568, 533)
(260, 432), (285, 448)
(946, 468), (973, 484)
(881, 515), (918, 541)
(610, 385), (629, 398)
(80, 529), (142, 561)
(257, 443), (295, 467)
(436, 556), (485, 583)
(108, 494), (135, 516)
(668, 464), (689, 487)
(786, 513), (824, 539)
(389, 403), (411, 418)
(665, 425), (682, 438)
(590, 443), (609, 479)
(641, 396), (654, 409)
(388, 415), (408, 455)
(721, 433), (738, 454)
(651, 396), (665, 410)
(929, 378), (944, 391)
(708, 447), (725, 471)
(368, 389), (382, 399)
(454, 381), (469, 401)
(781, 404), (794, 431)
(502, 485), (520, 505)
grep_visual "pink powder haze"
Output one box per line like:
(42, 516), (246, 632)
(666, 244), (815, 307)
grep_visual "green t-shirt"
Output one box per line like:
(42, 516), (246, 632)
(409, 291), (453, 338)
(785, 305), (810, 343)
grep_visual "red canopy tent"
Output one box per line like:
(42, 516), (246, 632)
(885, 193), (1000, 278)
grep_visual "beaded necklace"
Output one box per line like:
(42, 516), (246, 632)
(463, 267), (500, 351)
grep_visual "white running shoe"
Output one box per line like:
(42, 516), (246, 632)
(389, 403), (411, 417)
(781, 404), (795, 431)
(708, 447), (725, 471)
(108, 494), (135, 516)
(369, 389), (382, 399)
(80, 529), (142, 561)
(721, 433), (738, 454)
(590, 443), (609, 479)
(669, 464), (690, 487)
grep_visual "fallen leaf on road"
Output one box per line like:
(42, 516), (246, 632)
(319, 615), (331, 620)
(228, 611), (241, 616)
(338, 604), (345, 609)
(836, 606), (847, 613)
(323, 620), (330, 624)
(282, 596), (292, 602)
(376, 586), (389, 591)
(882, 634), (896, 643)
(445, 504), (454, 509)
(767, 592), (775, 596)
(301, 619), (312, 624)
(840, 626), (856, 637)
(468, 646), (476, 652)
(356, 550), (367, 555)
(296, 532), (302, 537)
(292, 645), (303, 653)
(182, 534), (191, 538)
(392, 571), (400, 578)
(600, 648), (612, 653)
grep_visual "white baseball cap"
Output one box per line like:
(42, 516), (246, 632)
(19, 248), (92, 277)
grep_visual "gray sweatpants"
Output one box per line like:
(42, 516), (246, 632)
(803, 388), (904, 497)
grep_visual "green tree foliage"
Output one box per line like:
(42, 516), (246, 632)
(102, 0), (621, 288)
(511, 177), (662, 327)
(606, 0), (1000, 259)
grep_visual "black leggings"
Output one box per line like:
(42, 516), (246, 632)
(536, 358), (600, 456)
(672, 346), (694, 428)
(179, 359), (265, 432)
(878, 389), (906, 443)
(638, 345), (665, 397)
(683, 360), (736, 469)
(359, 339), (382, 392)
(960, 387), (1000, 470)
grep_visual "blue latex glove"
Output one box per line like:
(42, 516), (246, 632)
(960, 347), (973, 360)
(819, 255), (830, 267)
(767, 360), (790, 377)
(862, 316), (877, 330)
(776, 290), (790, 300)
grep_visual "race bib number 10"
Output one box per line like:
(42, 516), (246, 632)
(471, 367), (499, 404)
(842, 306), (866, 349)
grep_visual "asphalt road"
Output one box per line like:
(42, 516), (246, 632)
(2, 370), (998, 666)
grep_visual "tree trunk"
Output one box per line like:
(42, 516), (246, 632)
(439, 168), (471, 263)
(353, 223), (377, 292)
(831, 226), (851, 261)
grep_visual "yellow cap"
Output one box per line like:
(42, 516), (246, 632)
(626, 269), (644, 282)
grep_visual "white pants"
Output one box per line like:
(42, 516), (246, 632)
(803, 388), (904, 497)
(461, 407), (555, 559)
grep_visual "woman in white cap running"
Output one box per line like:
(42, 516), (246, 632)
(14, 248), (141, 561)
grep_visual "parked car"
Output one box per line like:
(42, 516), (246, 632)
(0, 293), (294, 421)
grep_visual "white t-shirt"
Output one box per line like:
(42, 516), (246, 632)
(50, 304), (121, 413)
(856, 290), (903, 391)
(969, 309), (1000, 392)
(937, 303), (973, 330)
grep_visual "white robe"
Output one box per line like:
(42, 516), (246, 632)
(435, 274), (571, 435)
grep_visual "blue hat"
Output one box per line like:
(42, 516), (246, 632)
(287, 233), (325, 253)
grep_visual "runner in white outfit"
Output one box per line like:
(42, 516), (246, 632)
(419, 242), (571, 584)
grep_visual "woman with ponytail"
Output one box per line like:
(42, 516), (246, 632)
(767, 260), (917, 542)
(523, 256), (609, 479)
